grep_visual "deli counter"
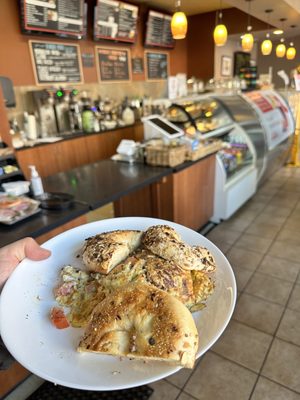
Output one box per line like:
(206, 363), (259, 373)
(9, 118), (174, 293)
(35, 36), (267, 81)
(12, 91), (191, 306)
(164, 90), (295, 223)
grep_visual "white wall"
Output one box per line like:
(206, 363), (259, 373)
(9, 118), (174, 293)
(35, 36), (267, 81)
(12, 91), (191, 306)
(214, 37), (258, 80)
(256, 35), (300, 89)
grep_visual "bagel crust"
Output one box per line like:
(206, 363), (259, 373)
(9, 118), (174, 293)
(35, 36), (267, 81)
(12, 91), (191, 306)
(82, 230), (142, 274)
(142, 225), (207, 271)
(77, 283), (199, 368)
(99, 249), (195, 306)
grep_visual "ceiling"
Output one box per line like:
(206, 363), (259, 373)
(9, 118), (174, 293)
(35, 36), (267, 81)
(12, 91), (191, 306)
(135, 0), (300, 38)
(136, 0), (232, 15)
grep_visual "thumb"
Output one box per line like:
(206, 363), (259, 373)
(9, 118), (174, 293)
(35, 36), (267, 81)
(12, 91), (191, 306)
(24, 237), (51, 261)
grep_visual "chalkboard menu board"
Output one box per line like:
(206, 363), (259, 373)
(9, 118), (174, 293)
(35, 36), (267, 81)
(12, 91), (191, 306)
(20, 0), (85, 39)
(145, 10), (175, 49)
(132, 57), (144, 74)
(30, 41), (83, 84)
(145, 51), (169, 80)
(94, 0), (138, 43)
(96, 47), (131, 82)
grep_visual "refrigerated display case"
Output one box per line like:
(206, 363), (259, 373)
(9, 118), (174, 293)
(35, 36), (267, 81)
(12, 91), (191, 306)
(165, 96), (234, 138)
(164, 90), (294, 222)
(217, 90), (295, 184)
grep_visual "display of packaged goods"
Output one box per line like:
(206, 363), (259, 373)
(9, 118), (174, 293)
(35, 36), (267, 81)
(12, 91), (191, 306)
(0, 194), (40, 225)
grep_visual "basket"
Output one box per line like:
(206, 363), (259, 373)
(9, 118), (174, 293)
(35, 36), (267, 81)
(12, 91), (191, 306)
(145, 144), (187, 167)
(186, 140), (223, 161)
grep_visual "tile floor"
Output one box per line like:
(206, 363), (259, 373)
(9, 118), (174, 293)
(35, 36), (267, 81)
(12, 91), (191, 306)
(148, 166), (300, 400)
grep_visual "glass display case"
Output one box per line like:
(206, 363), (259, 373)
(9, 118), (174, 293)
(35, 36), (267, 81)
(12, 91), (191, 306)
(165, 95), (258, 222)
(218, 130), (254, 181)
(163, 89), (294, 222)
(165, 97), (233, 137)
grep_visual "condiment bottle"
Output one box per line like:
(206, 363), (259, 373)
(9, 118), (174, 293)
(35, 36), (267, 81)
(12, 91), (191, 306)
(29, 165), (44, 197)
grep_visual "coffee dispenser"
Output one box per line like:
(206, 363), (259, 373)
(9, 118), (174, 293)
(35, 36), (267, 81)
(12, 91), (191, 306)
(30, 89), (57, 137)
(53, 88), (71, 134)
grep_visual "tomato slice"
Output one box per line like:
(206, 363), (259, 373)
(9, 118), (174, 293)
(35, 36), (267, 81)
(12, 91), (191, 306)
(50, 307), (70, 329)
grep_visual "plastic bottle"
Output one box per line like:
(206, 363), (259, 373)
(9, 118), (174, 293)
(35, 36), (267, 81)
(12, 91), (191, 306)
(29, 165), (44, 197)
(122, 106), (135, 125)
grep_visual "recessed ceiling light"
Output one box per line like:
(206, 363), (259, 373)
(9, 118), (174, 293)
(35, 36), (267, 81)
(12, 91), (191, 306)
(273, 29), (283, 35)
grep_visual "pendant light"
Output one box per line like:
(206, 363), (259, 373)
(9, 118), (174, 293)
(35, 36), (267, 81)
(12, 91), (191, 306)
(275, 19), (286, 58)
(276, 38), (286, 58)
(213, 0), (228, 46)
(242, 0), (254, 52)
(171, 0), (188, 40)
(261, 9), (273, 55)
(286, 42), (296, 60)
(286, 25), (297, 60)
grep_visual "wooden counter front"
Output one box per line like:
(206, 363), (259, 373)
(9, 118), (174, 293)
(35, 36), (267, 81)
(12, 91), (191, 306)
(16, 124), (144, 179)
(114, 154), (216, 231)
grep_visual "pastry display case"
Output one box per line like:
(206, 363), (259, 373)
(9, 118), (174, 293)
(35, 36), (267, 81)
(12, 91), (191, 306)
(144, 90), (294, 223)
(164, 97), (234, 137)
(164, 95), (258, 222)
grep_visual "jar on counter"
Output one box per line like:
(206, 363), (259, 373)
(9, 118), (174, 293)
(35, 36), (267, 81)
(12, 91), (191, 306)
(82, 103), (95, 133)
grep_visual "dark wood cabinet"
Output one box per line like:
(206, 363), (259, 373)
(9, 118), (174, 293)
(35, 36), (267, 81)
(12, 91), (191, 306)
(114, 154), (216, 231)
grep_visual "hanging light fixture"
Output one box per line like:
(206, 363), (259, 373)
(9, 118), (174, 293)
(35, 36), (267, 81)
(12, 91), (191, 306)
(213, 0), (228, 46)
(261, 9), (273, 55)
(275, 19), (286, 58)
(286, 25), (297, 60)
(241, 0), (254, 52)
(287, 42), (296, 60)
(276, 38), (286, 57)
(171, 0), (188, 40)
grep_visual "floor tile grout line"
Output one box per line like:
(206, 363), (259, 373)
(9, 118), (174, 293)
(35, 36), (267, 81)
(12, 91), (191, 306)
(229, 318), (300, 350)
(232, 290), (292, 308)
(247, 267), (300, 400)
(240, 267), (300, 285)
(170, 172), (298, 400)
(221, 180), (282, 256)
(240, 186), (298, 301)
(172, 353), (209, 399)
(209, 349), (260, 375)
(259, 375), (300, 397)
(211, 176), (298, 400)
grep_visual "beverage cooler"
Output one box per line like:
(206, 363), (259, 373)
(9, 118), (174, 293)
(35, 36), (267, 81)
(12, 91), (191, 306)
(164, 90), (295, 223)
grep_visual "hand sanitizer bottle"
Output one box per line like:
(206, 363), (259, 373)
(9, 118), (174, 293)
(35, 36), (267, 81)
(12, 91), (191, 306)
(29, 165), (44, 197)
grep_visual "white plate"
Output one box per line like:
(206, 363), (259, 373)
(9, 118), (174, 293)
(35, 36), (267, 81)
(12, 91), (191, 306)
(0, 217), (236, 391)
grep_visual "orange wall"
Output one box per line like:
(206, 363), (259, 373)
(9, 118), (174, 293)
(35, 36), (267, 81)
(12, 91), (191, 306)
(0, 0), (187, 86)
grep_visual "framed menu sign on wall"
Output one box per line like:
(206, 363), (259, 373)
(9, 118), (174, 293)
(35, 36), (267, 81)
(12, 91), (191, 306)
(94, 0), (138, 43)
(20, 0), (85, 39)
(29, 41), (83, 85)
(145, 10), (175, 49)
(96, 47), (131, 82)
(145, 51), (169, 81)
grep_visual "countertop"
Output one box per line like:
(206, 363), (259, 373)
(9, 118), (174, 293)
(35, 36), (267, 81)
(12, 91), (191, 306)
(0, 155), (217, 247)
(0, 160), (171, 247)
(0, 202), (89, 247)
(42, 159), (172, 210)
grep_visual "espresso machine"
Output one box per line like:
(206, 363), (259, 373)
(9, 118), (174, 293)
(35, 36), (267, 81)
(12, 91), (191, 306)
(30, 89), (57, 137)
(52, 88), (71, 134)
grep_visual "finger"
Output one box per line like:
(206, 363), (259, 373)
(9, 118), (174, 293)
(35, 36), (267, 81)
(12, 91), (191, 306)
(24, 238), (51, 261)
